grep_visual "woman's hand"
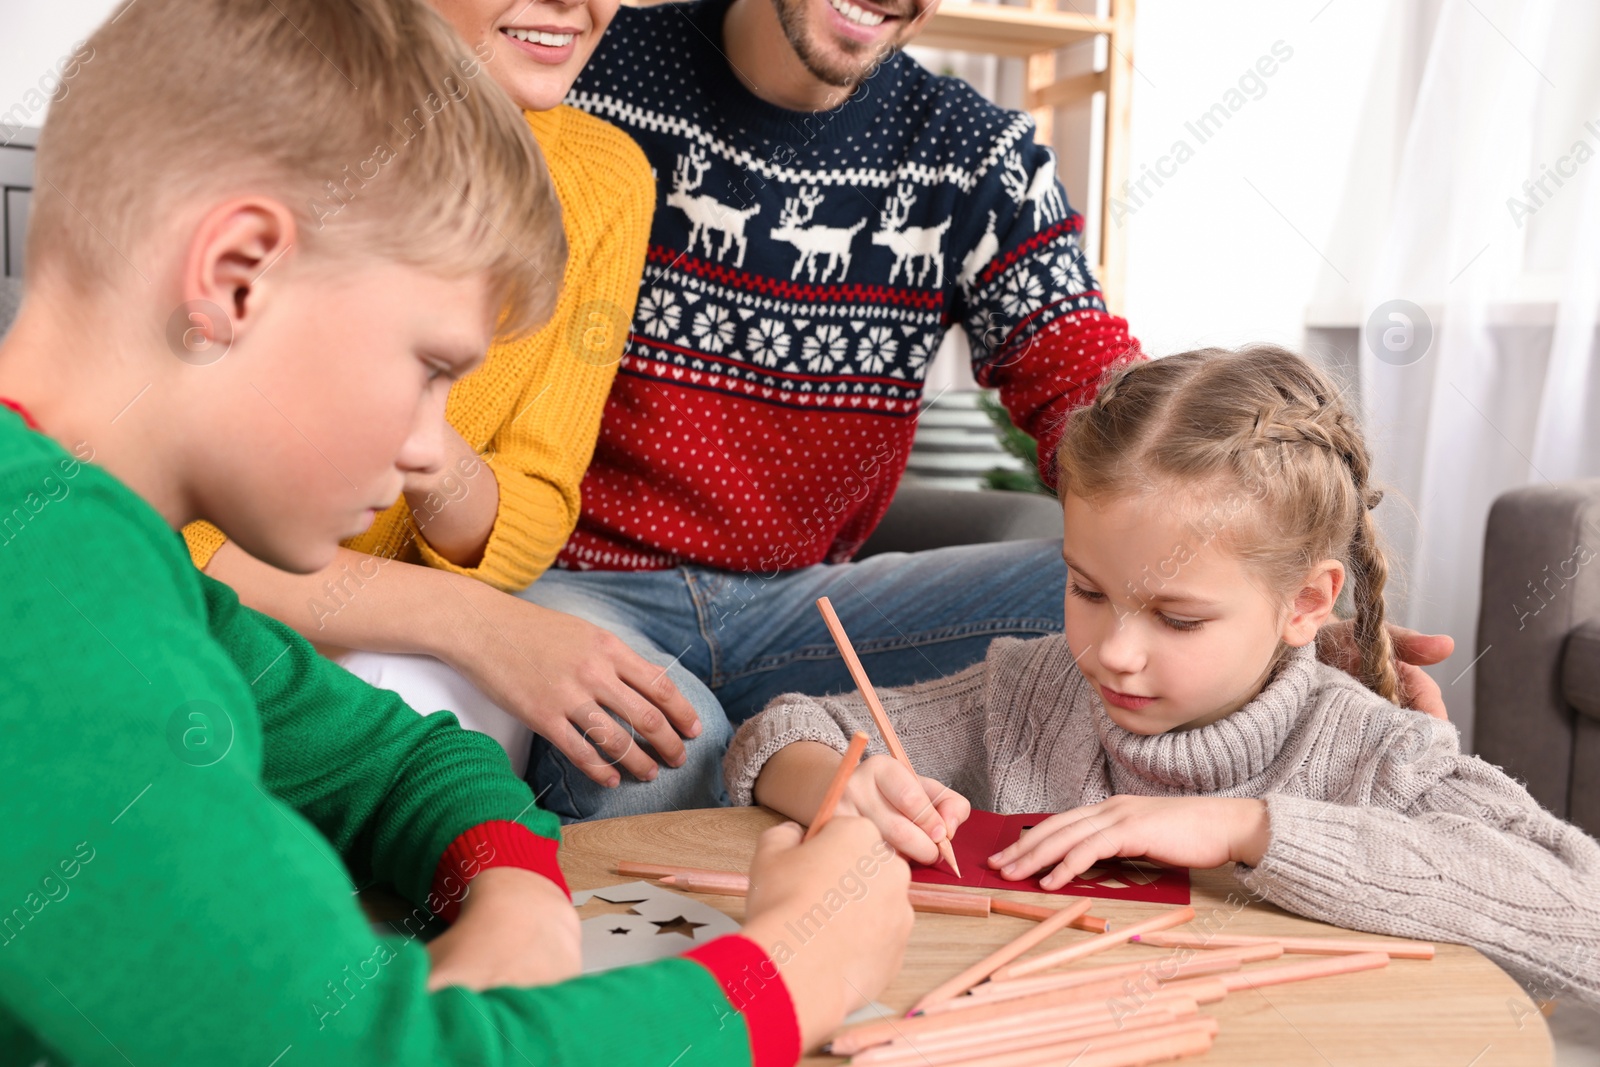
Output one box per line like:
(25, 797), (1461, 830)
(426, 868), (580, 992)
(447, 583), (702, 788)
(1317, 620), (1454, 720)
(986, 796), (1272, 889)
(402, 424), (502, 569)
(836, 755), (971, 866)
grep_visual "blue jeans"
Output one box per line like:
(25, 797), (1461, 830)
(519, 538), (1066, 821)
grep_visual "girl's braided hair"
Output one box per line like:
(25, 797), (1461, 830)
(1056, 346), (1400, 703)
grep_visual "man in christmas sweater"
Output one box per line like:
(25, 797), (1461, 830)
(497, 0), (1138, 822)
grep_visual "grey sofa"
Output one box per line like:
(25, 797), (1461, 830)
(1476, 481), (1600, 838)
(856, 482), (1060, 557)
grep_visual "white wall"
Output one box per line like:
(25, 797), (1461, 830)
(1119, 0), (1390, 356)
(918, 0), (1391, 393)
(0, 2), (120, 133)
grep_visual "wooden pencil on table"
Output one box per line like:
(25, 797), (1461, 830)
(938, 942), (1284, 1013)
(644, 865), (993, 917)
(815, 595), (962, 876)
(1132, 930), (1435, 960)
(828, 991), (1209, 1056)
(804, 730), (870, 841)
(989, 897), (1111, 933)
(909, 897), (1094, 1014)
(850, 1007), (1196, 1066)
(991, 905), (1197, 980)
(856, 1015), (1218, 1067)
(943, 1018), (1217, 1067)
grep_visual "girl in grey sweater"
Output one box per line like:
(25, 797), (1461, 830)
(726, 347), (1600, 1006)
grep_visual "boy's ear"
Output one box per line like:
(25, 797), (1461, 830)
(180, 197), (298, 344)
(1282, 560), (1345, 648)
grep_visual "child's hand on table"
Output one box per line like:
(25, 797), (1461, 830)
(425, 868), (580, 992)
(987, 795), (1273, 889)
(838, 754), (971, 867)
(740, 818), (913, 1051)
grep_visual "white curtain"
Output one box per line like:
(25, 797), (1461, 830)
(1313, 0), (1600, 748)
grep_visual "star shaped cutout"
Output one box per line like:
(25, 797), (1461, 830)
(609, 926), (631, 936)
(577, 894), (648, 920)
(651, 915), (708, 939)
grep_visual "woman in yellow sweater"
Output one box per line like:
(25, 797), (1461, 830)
(183, 0), (710, 799)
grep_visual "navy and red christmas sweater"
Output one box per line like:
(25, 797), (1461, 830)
(562, 0), (1141, 573)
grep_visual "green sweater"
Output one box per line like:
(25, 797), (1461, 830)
(0, 405), (795, 1067)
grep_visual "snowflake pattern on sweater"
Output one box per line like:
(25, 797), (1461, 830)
(562, 0), (1139, 572)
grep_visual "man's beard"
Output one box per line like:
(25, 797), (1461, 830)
(768, 0), (901, 92)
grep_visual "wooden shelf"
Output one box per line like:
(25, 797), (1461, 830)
(914, 2), (1111, 57)
(912, 1), (1133, 312)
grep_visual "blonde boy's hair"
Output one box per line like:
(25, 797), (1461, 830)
(28, 0), (563, 341)
(1057, 347), (1401, 704)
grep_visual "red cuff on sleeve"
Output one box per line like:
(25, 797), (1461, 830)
(684, 935), (801, 1067)
(0, 397), (42, 431)
(430, 820), (568, 922)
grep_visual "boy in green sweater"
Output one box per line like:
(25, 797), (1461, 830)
(0, 1), (911, 1064)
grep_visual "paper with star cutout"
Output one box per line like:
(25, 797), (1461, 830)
(572, 880), (743, 973)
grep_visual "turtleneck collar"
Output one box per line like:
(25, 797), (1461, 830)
(1093, 642), (1320, 794)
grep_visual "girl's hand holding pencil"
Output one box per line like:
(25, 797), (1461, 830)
(836, 754), (973, 867)
(989, 795), (1273, 890)
(754, 740), (972, 869)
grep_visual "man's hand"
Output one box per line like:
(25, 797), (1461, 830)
(741, 819), (913, 1051)
(447, 585), (702, 788)
(426, 868), (579, 992)
(987, 796), (1272, 889)
(1317, 620), (1455, 720)
(836, 755), (970, 866)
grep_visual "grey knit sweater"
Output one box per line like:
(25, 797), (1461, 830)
(725, 635), (1600, 1005)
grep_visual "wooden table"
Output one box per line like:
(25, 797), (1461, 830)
(563, 807), (1553, 1067)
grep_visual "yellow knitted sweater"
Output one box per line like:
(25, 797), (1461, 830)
(182, 105), (654, 591)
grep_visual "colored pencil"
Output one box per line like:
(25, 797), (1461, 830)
(855, 1014), (1217, 1067)
(803, 731), (869, 841)
(991, 906), (1197, 980)
(851, 1006), (1194, 1066)
(1213, 950), (1390, 992)
(909, 898), (1094, 1014)
(928, 984), (1227, 1043)
(641, 864), (993, 917)
(946, 942), (1283, 1011)
(828, 992), (1208, 1056)
(1132, 930), (1434, 960)
(990, 896), (1111, 933)
(933, 1019), (1216, 1067)
(815, 595), (962, 877)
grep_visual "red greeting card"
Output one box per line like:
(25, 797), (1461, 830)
(911, 809), (1190, 905)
